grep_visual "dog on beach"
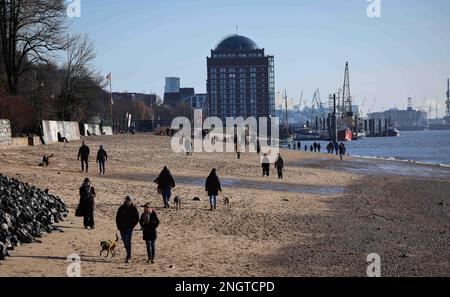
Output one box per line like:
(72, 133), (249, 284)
(100, 234), (118, 257)
(173, 196), (181, 210)
(223, 196), (231, 208)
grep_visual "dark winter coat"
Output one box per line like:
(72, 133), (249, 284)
(79, 185), (95, 215)
(275, 157), (284, 169)
(96, 148), (108, 161)
(205, 174), (222, 196)
(154, 169), (175, 190)
(78, 145), (90, 159)
(116, 204), (139, 231)
(139, 211), (160, 241)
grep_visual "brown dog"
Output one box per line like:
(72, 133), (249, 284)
(100, 234), (118, 257)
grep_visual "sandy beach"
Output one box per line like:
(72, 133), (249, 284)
(0, 134), (449, 277)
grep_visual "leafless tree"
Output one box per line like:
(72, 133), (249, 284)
(0, 0), (66, 94)
(58, 33), (100, 120)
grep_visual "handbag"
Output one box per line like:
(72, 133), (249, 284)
(75, 205), (84, 217)
(157, 186), (162, 194)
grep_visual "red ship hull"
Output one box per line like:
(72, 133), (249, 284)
(337, 129), (352, 141)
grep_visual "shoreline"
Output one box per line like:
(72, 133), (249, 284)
(0, 134), (449, 276)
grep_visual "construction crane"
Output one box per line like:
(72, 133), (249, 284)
(298, 90), (303, 112)
(284, 89), (288, 133)
(342, 62), (353, 116)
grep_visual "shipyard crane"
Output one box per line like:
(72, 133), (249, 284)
(298, 90), (303, 111)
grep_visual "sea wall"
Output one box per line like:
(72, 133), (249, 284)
(0, 119), (12, 148)
(101, 126), (113, 135)
(82, 124), (101, 136)
(42, 120), (80, 144)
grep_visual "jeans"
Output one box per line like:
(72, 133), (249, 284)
(120, 229), (133, 259)
(209, 195), (217, 209)
(145, 240), (156, 260)
(162, 187), (171, 207)
(98, 159), (106, 174)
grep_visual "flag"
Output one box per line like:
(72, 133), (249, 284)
(107, 72), (113, 105)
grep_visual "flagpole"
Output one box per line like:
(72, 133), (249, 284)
(109, 74), (113, 132)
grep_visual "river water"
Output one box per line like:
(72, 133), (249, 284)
(288, 130), (450, 167)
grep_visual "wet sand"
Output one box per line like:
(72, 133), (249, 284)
(0, 134), (449, 276)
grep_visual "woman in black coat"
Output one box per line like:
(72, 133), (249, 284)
(139, 203), (160, 263)
(154, 166), (176, 208)
(79, 178), (96, 229)
(205, 168), (222, 210)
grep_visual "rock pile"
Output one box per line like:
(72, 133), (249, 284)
(0, 174), (68, 260)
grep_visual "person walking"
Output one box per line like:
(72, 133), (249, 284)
(297, 141), (301, 150)
(317, 143), (321, 153)
(154, 166), (176, 208)
(77, 141), (90, 173)
(139, 203), (159, 263)
(116, 196), (140, 263)
(274, 153), (284, 179)
(304, 145), (307, 151)
(184, 137), (192, 156)
(261, 154), (270, 177)
(334, 142), (339, 156)
(96, 145), (108, 175)
(78, 178), (96, 229)
(339, 143), (346, 160)
(205, 168), (222, 210)
(313, 142), (318, 152)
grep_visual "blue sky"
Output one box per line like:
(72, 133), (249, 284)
(68, 0), (450, 116)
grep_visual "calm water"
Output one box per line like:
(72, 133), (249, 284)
(289, 130), (450, 166)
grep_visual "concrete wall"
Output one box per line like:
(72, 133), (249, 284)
(28, 136), (41, 146)
(82, 124), (101, 136)
(42, 120), (80, 144)
(101, 126), (113, 135)
(0, 119), (12, 148)
(11, 137), (29, 147)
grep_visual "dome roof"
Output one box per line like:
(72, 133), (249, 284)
(215, 35), (259, 50)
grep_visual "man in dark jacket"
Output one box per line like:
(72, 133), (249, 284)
(261, 154), (270, 177)
(139, 203), (160, 263)
(205, 168), (222, 210)
(154, 166), (176, 208)
(77, 141), (90, 172)
(79, 178), (96, 229)
(96, 145), (108, 175)
(116, 196), (140, 263)
(274, 153), (284, 179)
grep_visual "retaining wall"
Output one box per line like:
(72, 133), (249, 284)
(0, 119), (12, 148)
(42, 120), (80, 144)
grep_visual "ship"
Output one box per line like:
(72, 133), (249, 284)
(337, 128), (352, 141)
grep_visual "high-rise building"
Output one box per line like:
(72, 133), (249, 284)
(165, 77), (180, 93)
(206, 34), (275, 122)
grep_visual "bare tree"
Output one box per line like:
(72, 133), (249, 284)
(58, 33), (98, 120)
(0, 0), (66, 95)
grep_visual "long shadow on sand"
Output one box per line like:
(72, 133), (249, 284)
(107, 172), (343, 196)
